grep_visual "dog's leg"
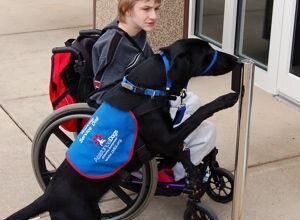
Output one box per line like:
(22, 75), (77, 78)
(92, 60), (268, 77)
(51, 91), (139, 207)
(167, 92), (238, 146)
(4, 194), (48, 220)
(176, 150), (198, 178)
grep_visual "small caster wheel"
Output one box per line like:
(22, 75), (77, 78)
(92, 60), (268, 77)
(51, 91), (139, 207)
(207, 167), (234, 203)
(184, 202), (218, 220)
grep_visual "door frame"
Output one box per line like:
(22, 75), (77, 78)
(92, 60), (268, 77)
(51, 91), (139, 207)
(188, 0), (275, 92)
(275, 0), (300, 105)
(187, 0), (300, 104)
(187, 0), (239, 54)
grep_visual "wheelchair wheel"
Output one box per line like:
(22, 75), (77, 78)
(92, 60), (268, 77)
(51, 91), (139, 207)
(206, 167), (234, 203)
(31, 103), (158, 220)
(184, 202), (218, 220)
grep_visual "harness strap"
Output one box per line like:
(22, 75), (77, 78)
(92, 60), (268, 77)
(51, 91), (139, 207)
(159, 52), (188, 125)
(160, 51), (172, 90)
(173, 105), (186, 125)
(121, 76), (167, 97)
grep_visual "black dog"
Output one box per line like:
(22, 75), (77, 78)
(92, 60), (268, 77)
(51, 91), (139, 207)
(5, 38), (238, 220)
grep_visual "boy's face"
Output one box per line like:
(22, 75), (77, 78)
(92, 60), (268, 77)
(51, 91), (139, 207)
(127, 0), (161, 32)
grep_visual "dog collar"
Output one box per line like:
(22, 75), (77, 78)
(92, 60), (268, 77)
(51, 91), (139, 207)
(121, 75), (167, 97)
(160, 51), (188, 125)
(160, 51), (172, 90)
(200, 50), (218, 74)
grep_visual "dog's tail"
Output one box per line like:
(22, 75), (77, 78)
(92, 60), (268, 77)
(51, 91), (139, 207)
(4, 195), (48, 220)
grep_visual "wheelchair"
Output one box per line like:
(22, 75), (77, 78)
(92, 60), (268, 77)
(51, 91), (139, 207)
(31, 103), (234, 220)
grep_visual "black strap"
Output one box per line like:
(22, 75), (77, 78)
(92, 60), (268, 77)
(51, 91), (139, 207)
(94, 26), (147, 84)
(52, 90), (70, 108)
(103, 26), (147, 58)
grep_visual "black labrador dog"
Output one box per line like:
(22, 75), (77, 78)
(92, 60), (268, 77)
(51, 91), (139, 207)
(5, 38), (238, 220)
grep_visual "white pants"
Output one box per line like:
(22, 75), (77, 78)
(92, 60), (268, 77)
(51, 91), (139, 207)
(169, 92), (216, 181)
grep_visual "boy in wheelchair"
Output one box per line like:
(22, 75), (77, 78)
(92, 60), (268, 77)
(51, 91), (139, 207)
(92, 0), (218, 188)
(90, 1), (235, 217)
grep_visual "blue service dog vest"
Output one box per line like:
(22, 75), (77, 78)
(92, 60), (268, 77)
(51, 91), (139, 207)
(66, 102), (138, 179)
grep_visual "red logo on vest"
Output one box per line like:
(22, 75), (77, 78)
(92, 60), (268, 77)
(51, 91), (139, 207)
(93, 134), (105, 146)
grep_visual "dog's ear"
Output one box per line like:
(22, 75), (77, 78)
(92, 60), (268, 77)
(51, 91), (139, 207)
(160, 40), (189, 64)
(169, 52), (192, 76)
(160, 44), (192, 75)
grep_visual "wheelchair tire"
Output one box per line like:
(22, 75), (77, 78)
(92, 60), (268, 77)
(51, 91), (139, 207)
(206, 167), (234, 203)
(184, 202), (218, 220)
(31, 103), (158, 220)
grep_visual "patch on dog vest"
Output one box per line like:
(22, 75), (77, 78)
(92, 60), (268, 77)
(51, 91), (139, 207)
(66, 102), (137, 179)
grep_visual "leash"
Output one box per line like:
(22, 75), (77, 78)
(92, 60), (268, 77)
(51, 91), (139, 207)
(172, 89), (187, 125)
(160, 51), (187, 125)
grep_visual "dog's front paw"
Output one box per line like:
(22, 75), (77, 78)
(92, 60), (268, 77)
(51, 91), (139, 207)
(216, 92), (239, 109)
(226, 92), (239, 106)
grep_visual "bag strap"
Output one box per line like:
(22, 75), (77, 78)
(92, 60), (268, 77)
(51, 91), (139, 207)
(103, 26), (147, 58)
(94, 26), (148, 88)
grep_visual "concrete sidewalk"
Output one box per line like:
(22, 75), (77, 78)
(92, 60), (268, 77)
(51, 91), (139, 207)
(0, 1), (299, 220)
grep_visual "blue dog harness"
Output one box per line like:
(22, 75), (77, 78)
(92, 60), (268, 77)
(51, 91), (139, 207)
(66, 102), (137, 179)
(121, 50), (218, 125)
(159, 50), (218, 125)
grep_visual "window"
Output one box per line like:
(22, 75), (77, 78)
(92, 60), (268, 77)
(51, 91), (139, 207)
(235, 0), (273, 68)
(194, 0), (225, 46)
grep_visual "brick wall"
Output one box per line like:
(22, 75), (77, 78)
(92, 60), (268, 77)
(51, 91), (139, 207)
(94, 0), (184, 51)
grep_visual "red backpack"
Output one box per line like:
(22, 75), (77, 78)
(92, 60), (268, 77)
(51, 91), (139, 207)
(49, 29), (123, 131)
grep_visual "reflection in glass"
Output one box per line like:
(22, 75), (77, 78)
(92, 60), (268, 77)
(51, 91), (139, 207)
(236, 0), (273, 67)
(194, 0), (225, 46)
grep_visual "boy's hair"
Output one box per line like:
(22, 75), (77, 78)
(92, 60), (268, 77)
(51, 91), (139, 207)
(117, 0), (161, 22)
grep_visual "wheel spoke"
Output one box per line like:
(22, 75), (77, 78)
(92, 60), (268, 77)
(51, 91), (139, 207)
(111, 185), (135, 206)
(209, 182), (217, 190)
(218, 188), (221, 196)
(190, 206), (201, 220)
(40, 170), (56, 184)
(224, 179), (230, 184)
(224, 185), (232, 190)
(221, 189), (229, 195)
(53, 127), (73, 148)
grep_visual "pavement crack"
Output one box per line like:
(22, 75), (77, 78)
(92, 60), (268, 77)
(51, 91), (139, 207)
(0, 104), (32, 142)
(248, 155), (300, 168)
(3, 93), (48, 102)
(0, 25), (92, 37)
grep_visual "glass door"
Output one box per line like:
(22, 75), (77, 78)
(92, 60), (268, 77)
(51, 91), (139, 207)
(277, 0), (300, 104)
(192, 0), (274, 61)
(194, 0), (225, 47)
(190, 0), (238, 53)
(235, 0), (273, 68)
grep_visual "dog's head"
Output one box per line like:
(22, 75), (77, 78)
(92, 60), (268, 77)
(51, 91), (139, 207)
(160, 38), (237, 94)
